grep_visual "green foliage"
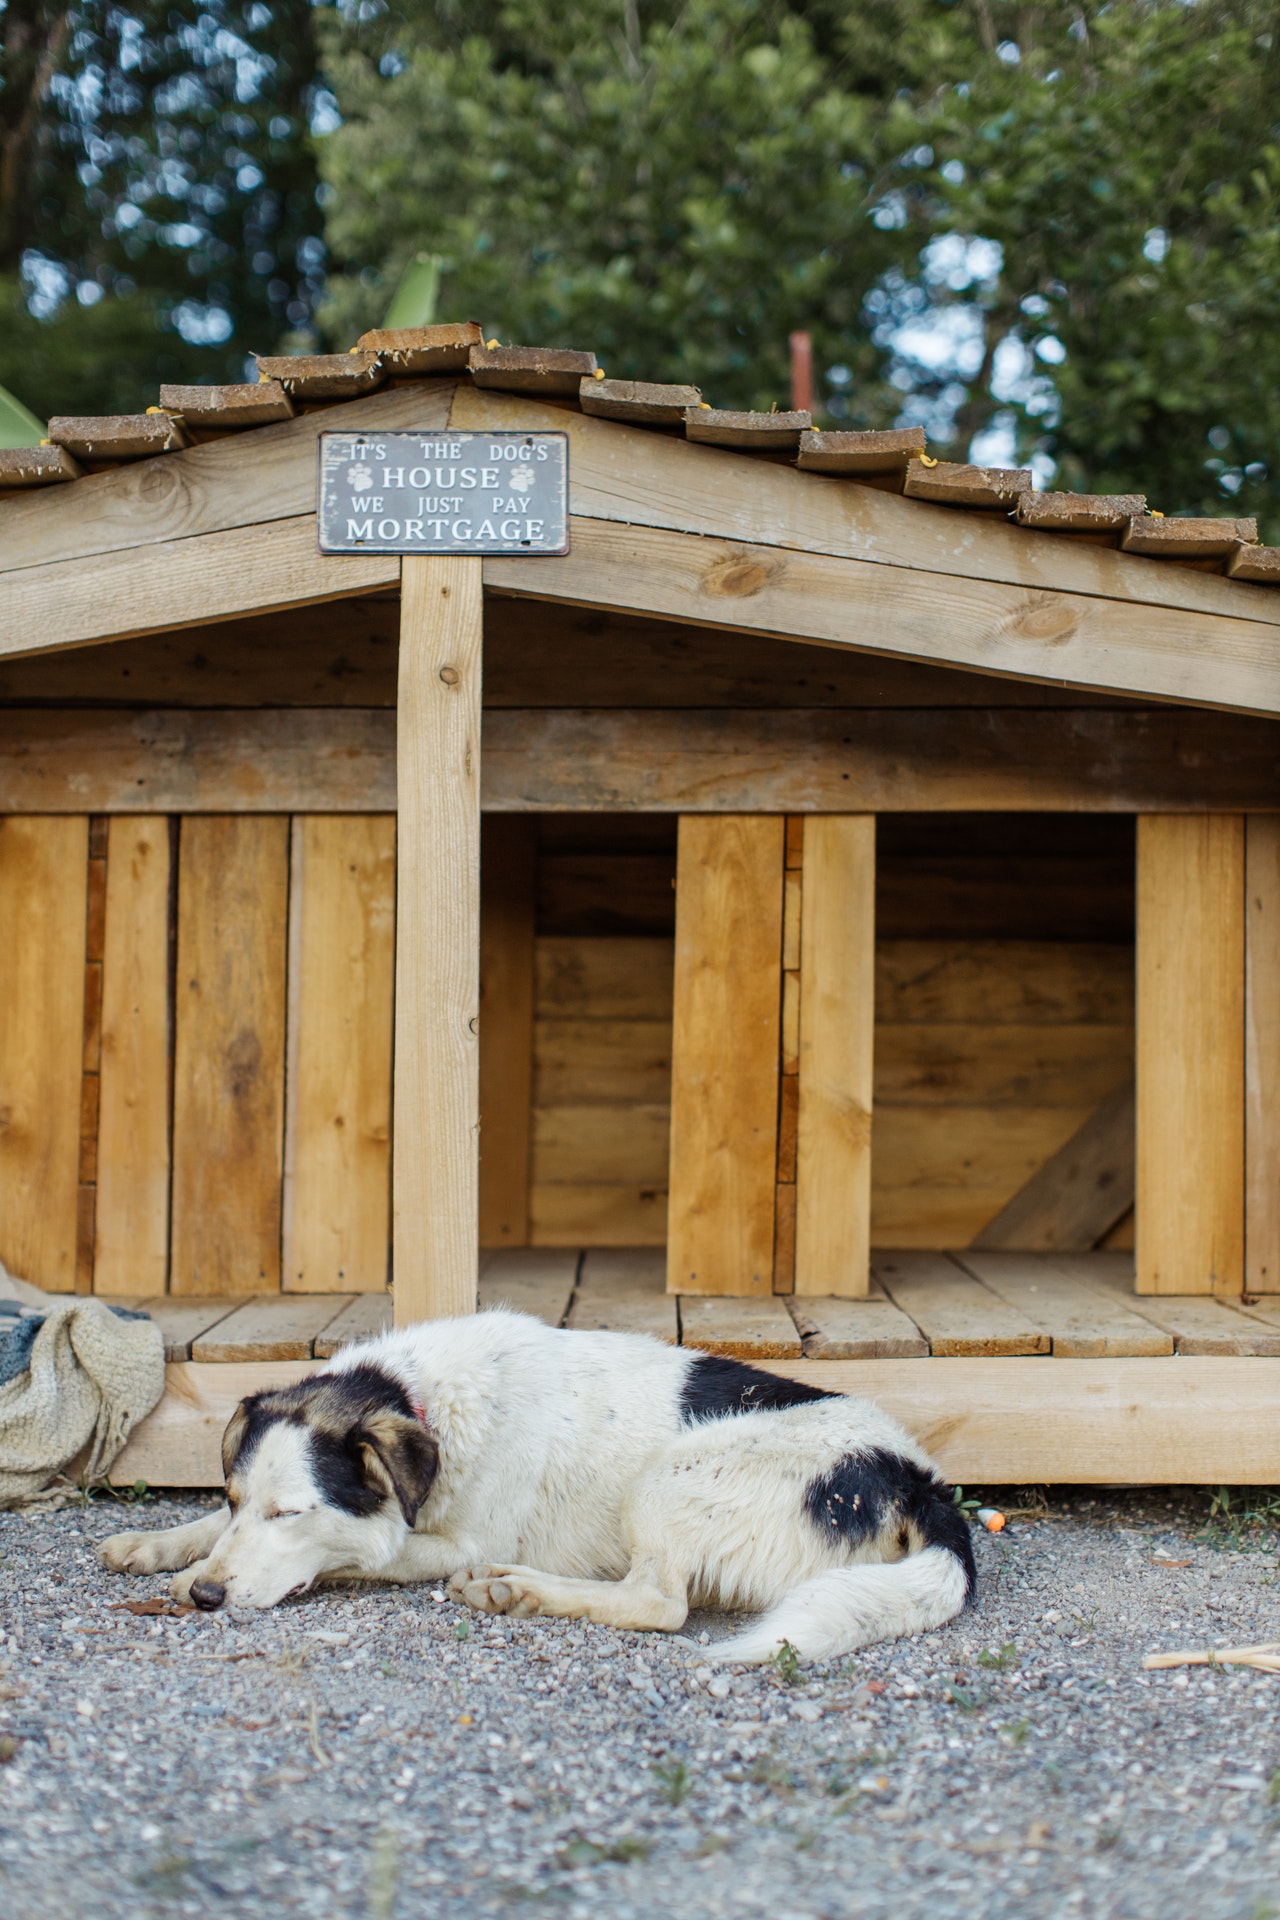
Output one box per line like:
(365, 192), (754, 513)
(316, 0), (1280, 534)
(772, 1638), (803, 1684)
(976, 1642), (1019, 1671)
(315, 0), (912, 415)
(0, 1), (325, 422)
(911, 0), (1280, 525)
(652, 1757), (693, 1805)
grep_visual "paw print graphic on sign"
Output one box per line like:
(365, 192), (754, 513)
(509, 467), (536, 494)
(346, 464), (374, 490)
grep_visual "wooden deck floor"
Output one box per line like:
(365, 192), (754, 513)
(107, 1250), (1280, 1490)
(120, 1247), (1280, 1363)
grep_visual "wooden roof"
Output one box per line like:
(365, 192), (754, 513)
(1, 325), (1279, 716)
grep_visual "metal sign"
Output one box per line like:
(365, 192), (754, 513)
(317, 429), (568, 555)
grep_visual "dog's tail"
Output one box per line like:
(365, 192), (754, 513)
(705, 1498), (976, 1668)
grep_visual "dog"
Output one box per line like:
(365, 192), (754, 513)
(99, 1310), (974, 1664)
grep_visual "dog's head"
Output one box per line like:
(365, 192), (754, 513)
(190, 1363), (438, 1610)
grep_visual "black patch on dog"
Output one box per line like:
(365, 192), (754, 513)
(803, 1447), (977, 1602)
(679, 1353), (837, 1425)
(222, 1363), (439, 1526)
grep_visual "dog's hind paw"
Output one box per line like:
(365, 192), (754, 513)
(449, 1564), (547, 1619)
(98, 1530), (167, 1575)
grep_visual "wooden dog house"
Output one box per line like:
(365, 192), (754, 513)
(2, 323), (1280, 1487)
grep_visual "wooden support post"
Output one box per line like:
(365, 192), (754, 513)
(667, 815), (784, 1296)
(479, 816), (536, 1249)
(795, 816), (876, 1297)
(1136, 815), (1245, 1295)
(394, 556), (483, 1324)
(1247, 815), (1280, 1290)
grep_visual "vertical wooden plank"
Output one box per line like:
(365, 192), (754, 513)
(667, 815), (783, 1297)
(0, 817), (88, 1290)
(394, 555), (483, 1323)
(1136, 814), (1245, 1295)
(479, 816), (536, 1249)
(95, 817), (172, 1298)
(76, 820), (107, 1292)
(170, 816), (289, 1295)
(795, 815), (876, 1298)
(1247, 815), (1280, 1290)
(283, 816), (395, 1292)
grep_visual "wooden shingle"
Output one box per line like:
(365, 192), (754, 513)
(1016, 491), (1147, 532)
(796, 427), (926, 475)
(685, 407), (811, 452)
(579, 377), (701, 426)
(903, 461), (1032, 508)
(357, 321), (482, 376)
(159, 382), (295, 429)
(469, 343), (598, 395)
(254, 352), (384, 401)
(0, 446), (82, 486)
(1121, 515), (1257, 560)
(47, 413), (190, 461)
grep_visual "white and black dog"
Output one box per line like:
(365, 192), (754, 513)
(100, 1311), (974, 1665)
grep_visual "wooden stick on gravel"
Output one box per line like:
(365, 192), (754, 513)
(1144, 1642), (1280, 1671)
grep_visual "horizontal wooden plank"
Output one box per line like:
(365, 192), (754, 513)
(678, 1294), (804, 1359)
(529, 1183), (667, 1246)
(531, 1103), (670, 1185)
(1071, 1256), (1280, 1356)
(0, 380), (452, 581)
(115, 1297), (241, 1362)
(789, 1289), (929, 1359)
(313, 1292), (393, 1357)
(477, 1248), (578, 1325)
(876, 1025), (1131, 1108)
(0, 515), (399, 659)
(875, 940), (1134, 1025)
(535, 938), (673, 1020)
(0, 708), (396, 810)
(955, 1250), (1169, 1357)
(481, 707), (1280, 809)
(569, 1248), (677, 1342)
(484, 520), (1280, 719)
(873, 1252), (1052, 1356)
(191, 1294), (351, 1362)
(454, 386), (1280, 635)
(533, 1018), (672, 1105)
(761, 1356), (1280, 1484)
(108, 1354), (1280, 1487)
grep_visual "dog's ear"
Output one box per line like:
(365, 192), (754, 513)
(355, 1410), (439, 1526)
(221, 1398), (254, 1482)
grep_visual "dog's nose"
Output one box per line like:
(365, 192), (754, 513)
(189, 1577), (226, 1611)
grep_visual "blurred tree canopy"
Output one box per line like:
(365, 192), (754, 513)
(316, 0), (1280, 530)
(5, 0), (1280, 532)
(0, 0), (325, 417)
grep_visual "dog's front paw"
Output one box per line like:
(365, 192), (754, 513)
(449, 1564), (546, 1619)
(169, 1563), (204, 1605)
(98, 1530), (168, 1576)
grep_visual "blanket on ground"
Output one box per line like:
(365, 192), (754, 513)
(0, 1265), (164, 1508)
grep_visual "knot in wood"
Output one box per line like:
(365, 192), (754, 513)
(438, 665), (460, 686)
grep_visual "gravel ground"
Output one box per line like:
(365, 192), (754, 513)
(3, 1487), (1280, 1919)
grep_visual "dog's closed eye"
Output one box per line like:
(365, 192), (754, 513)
(265, 1508), (305, 1521)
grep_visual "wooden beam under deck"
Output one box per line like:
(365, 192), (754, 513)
(108, 1353), (1280, 1489)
